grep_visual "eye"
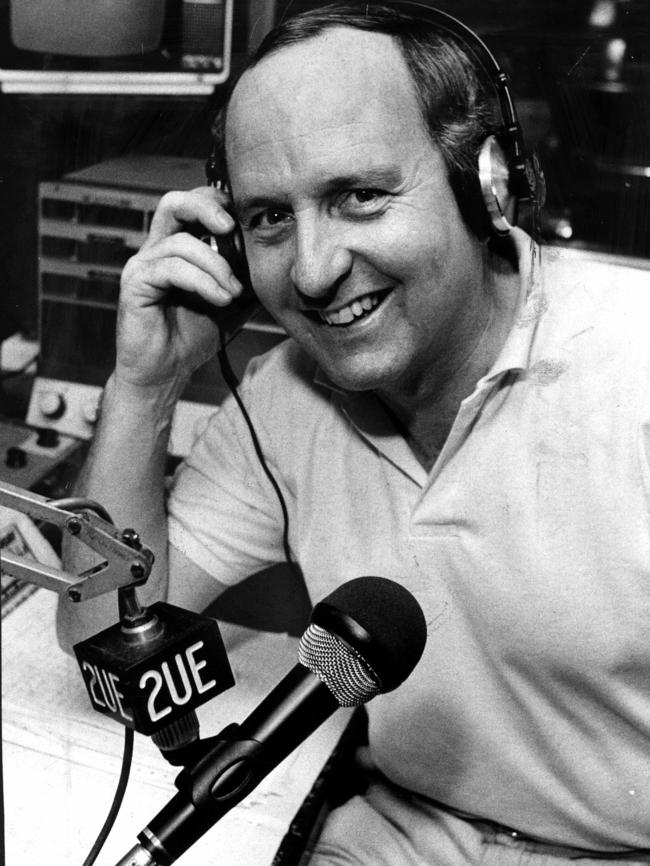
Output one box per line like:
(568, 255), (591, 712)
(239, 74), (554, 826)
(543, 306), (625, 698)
(352, 189), (381, 203)
(249, 208), (294, 230)
(338, 188), (389, 217)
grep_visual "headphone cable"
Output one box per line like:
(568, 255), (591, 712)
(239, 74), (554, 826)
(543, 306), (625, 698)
(216, 324), (296, 573)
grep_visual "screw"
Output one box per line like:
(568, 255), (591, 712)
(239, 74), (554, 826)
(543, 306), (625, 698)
(67, 517), (82, 535)
(68, 588), (82, 602)
(122, 528), (142, 549)
(130, 561), (146, 581)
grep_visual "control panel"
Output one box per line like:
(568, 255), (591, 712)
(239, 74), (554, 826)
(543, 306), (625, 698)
(28, 377), (218, 456)
(28, 379), (103, 439)
(0, 419), (83, 490)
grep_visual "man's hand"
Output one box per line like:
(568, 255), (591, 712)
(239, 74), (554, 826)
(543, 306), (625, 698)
(116, 186), (245, 388)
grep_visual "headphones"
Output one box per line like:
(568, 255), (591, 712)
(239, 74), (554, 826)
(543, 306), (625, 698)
(392, 1), (545, 235)
(207, 1), (546, 247)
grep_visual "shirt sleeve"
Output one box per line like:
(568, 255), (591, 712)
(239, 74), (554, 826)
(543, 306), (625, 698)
(167, 378), (289, 587)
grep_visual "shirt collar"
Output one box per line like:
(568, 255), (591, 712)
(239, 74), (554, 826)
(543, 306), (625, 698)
(479, 228), (546, 387)
(313, 372), (426, 484)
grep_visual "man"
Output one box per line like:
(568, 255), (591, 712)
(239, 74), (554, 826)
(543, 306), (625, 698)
(58, 3), (650, 863)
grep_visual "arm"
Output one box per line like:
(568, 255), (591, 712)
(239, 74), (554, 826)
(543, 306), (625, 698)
(57, 187), (242, 651)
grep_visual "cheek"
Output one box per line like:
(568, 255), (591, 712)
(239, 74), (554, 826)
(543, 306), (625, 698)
(245, 245), (291, 308)
(364, 204), (444, 273)
(379, 206), (477, 302)
(364, 233), (438, 293)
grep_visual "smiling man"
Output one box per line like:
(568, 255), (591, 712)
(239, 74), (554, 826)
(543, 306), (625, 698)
(59, 4), (650, 865)
(223, 23), (518, 472)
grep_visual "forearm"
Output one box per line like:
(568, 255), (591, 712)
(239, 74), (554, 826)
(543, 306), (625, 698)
(56, 372), (184, 650)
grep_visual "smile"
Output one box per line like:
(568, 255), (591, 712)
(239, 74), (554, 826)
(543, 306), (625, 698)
(317, 289), (391, 327)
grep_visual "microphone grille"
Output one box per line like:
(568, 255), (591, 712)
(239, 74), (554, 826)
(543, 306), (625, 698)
(298, 623), (381, 707)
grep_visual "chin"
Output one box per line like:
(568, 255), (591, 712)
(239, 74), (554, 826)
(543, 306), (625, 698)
(287, 323), (411, 393)
(319, 357), (403, 394)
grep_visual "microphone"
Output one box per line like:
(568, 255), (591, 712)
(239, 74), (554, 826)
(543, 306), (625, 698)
(114, 576), (427, 866)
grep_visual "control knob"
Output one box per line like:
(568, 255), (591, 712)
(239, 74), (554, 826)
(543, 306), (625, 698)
(81, 397), (100, 426)
(5, 446), (27, 469)
(39, 390), (66, 420)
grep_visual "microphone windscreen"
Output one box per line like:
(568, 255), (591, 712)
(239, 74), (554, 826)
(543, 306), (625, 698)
(310, 576), (427, 693)
(298, 623), (381, 707)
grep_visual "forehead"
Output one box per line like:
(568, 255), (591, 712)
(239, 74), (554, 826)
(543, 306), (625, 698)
(225, 28), (430, 185)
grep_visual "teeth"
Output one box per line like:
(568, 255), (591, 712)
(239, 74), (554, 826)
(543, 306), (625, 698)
(320, 292), (383, 326)
(336, 306), (355, 324)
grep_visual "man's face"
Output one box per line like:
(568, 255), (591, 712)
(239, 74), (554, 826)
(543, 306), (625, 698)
(226, 28), (487, 396)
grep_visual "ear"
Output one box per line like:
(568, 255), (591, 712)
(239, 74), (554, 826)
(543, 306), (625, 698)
(478, 135), (516, 236)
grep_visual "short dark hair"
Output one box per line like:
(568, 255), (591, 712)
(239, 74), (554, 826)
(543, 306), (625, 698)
(214, 2), (502, 237)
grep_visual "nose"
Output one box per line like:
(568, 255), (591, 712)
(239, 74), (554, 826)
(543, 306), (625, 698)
(290, 214), (353, 305)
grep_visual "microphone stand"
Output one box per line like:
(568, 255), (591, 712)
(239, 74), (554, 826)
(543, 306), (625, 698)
(117, 666), (340, 866)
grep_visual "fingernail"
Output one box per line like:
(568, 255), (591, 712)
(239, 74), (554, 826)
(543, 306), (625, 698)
(215, 211), (234, 230)
(229, 276), (243, 295)
(213, 287), (231, 304)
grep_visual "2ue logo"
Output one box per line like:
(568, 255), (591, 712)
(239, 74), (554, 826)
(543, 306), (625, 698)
(81, 639), (217, 727)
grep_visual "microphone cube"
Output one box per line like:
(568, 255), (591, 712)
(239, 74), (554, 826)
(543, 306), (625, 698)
(74, 602), (235, 735)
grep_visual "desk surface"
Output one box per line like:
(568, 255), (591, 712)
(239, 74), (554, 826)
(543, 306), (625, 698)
(2, 590), (351, 865)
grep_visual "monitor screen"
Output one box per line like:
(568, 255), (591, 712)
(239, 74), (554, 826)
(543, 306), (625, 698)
(11, 0), (166, 58)
(0, 0), (233, 93)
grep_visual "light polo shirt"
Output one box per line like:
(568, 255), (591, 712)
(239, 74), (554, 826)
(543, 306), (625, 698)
(168, 230), (650, 850)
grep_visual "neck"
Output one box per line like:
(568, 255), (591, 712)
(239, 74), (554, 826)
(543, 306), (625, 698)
(376, 252), (520, 470)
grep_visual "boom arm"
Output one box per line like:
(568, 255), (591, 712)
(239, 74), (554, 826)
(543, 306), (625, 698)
(0, 480), (153, 602)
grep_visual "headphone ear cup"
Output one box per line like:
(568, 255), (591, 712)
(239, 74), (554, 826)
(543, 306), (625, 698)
(478, 135), (516, 236)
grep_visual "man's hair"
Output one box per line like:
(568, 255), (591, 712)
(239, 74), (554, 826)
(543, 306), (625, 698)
(214, 2), (502, 237)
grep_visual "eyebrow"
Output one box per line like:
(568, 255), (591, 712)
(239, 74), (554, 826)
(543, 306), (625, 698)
(320, 166), (404, 195)
(233, 165), (404, 219)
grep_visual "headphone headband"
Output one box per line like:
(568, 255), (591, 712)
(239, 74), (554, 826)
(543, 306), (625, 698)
(380, 2), (546, 236)
(387, 2), (535, 200)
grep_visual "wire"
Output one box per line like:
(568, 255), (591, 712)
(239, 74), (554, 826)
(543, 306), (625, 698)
(52, 337), (293, 866)
(205, 147), (294, 565)
(81, 726), (135, 866)
(67, 351), (290, 863)
(216, 324), (295, 571)
(51, 495), (139, 863)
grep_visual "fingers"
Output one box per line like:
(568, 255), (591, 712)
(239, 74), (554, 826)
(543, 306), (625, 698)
(122, 232), (243, 318)
(144, 187), (235, 249)
(113, 188), (239, 387)
(144, 232), (243, 303)
(125, 186), (246, 313)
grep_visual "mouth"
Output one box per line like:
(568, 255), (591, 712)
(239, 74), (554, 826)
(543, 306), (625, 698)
(308, 289), (392, 328)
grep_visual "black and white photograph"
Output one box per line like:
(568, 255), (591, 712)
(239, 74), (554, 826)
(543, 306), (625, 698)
(1, 1), (649, 864)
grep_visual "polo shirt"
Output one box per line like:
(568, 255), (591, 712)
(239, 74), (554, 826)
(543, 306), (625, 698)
(168, 229), (650, 850)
